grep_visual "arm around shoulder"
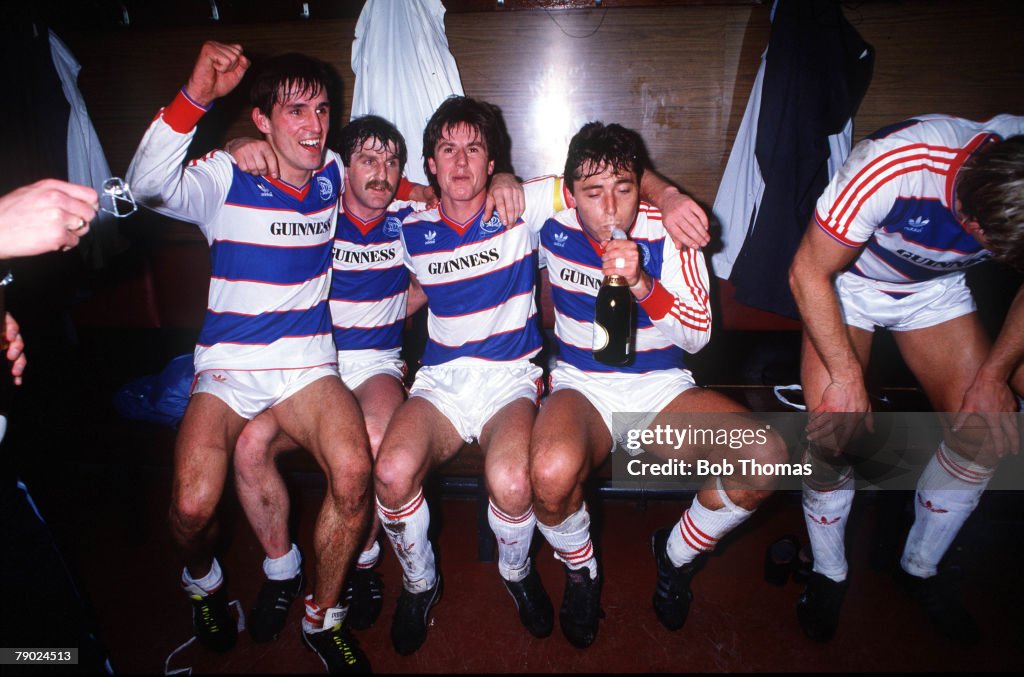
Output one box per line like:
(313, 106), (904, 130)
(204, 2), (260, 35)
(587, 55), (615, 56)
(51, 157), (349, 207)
(640, 170), (709, 250)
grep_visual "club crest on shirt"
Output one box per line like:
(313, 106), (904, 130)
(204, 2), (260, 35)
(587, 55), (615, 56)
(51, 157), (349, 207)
(479, 213), (504, 234)
(383, 216), (402, 239)
(638, 241), (652, 268)
(317, 176), (335, 202)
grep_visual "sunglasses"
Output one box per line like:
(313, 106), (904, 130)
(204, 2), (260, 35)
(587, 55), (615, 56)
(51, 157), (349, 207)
(100, 177), (138, 218)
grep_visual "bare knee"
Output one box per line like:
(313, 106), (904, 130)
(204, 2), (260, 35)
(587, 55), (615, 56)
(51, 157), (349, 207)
(170, 490), (218, 543)
(530, 444), (580, 512)
(374, 446), (422, 506)
(234, 429), (275, 484)
(488, 460), (533, 515)
(323, 448), (372, 508)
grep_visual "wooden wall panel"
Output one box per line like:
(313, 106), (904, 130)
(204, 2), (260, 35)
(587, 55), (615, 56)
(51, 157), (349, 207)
(61, 0), (1023, 212)
(445, 5), (764, 202)
(51, 0), (1023, 329)
(847, 1), (1024, 138)
(61, 20), (360, 179)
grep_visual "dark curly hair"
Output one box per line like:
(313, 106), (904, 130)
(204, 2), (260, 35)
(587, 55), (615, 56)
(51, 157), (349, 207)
(248, 52), (334, 118)
(422, 96), (514, 196)
(564, 122), (649, 193)
(338, 115), (407, 173)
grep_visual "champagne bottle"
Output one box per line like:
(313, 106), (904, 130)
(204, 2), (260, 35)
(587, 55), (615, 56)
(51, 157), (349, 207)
(592, 229), (636, 366)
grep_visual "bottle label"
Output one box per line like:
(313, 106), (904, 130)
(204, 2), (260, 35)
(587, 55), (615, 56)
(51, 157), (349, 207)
(592, 323), (609, 351)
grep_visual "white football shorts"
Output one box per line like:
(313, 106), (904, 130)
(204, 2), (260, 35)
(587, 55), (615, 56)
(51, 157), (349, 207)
(410, 361), (543, 442)
(337, 349), (405, 391)
(192, 364), (340, 420)
(835, 271), (976, 333)
(549, 361), (697, 455)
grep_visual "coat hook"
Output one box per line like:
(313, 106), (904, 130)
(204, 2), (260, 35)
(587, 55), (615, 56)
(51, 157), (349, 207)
(300, 2), (310, 19)
(208, 0), (220, 21)
(118, 2), (130, 26)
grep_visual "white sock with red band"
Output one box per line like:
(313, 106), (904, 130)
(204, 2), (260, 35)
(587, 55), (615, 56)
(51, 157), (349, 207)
(802, 460), (855, 583)
(376, 489), (436, 592)
(302, 594), (347, 634)
(487, 500), (536, 583)
(667, 479), (752, 568)
(901, 442), (994, 578)
(537, 504), (598, 580)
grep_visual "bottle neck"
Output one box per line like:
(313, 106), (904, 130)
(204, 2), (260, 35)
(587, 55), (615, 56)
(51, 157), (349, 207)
(602, 274), (628, 287)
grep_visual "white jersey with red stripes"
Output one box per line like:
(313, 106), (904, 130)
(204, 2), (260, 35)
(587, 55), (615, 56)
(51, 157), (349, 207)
(539, 203), (712, 373)
(814, 114), (1024, 284)
(127, 89), (342, 373)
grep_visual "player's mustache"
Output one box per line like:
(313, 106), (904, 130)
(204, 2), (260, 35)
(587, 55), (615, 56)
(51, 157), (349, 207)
(365, 180), (393, 193)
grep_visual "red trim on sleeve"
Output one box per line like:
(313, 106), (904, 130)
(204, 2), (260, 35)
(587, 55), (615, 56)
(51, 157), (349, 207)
(161, 89), (209, 134)
(813, 212), (862, 248)
(396, 177), (414, 201)
(638, 279), (674, 320)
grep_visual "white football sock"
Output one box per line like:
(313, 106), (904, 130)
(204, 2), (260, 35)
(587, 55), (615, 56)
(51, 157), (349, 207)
(376, 489), (436, 592)
(181, 557), (224, 596)
(667, 479), (753, 568)
(263, 542), (302, 581)
(356, 540), (381, 570)
(537, 503), (598, 580)
(487, 500), (536, 583)
(901, 443), (993, 578)
(302, 594), (348, 634)
(801, 448), (855, 583)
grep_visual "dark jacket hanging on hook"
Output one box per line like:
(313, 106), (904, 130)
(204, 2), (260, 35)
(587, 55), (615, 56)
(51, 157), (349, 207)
(728, 0), (874, 318)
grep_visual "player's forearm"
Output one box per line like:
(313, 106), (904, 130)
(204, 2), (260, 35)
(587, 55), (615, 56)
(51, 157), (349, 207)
(790, 262), (863, 386)
(641, 283), (712, 354)
(127, 119), (193, 210)
(639, 169), (680, 205)
(127, 94), (224, 224)
(641, 246), (712, 353)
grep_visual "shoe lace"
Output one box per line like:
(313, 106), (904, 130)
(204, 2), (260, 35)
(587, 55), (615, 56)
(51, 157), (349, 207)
(192, 594), (226, 633)
(327, 626), (362, 667)
(515, 574), (542, 611)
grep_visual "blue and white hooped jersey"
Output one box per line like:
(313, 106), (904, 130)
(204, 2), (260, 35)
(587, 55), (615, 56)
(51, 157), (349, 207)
(539, 203), (712, 374)
(398, 175), (567, 367)
(401, 207), (541, 367)
(127, 90), (342, 373)
(815, 114), (1024, 284)
(330, 198), (422, 358)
